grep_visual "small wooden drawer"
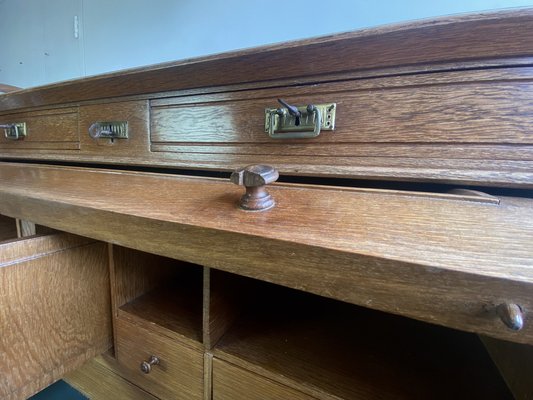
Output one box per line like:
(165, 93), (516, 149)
(115, 317), (204, 400)
(79, 101), (149, 156)
(0, 108), (79, 150)
(212, 358), (315, 400)
(151, 70), (533, 147)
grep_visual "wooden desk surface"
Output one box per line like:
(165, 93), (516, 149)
(0, 162), (531, 344)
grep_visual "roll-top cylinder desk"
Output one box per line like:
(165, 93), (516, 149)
(1, 9), (533, 400)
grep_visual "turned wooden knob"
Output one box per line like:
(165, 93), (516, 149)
(497, 303), (524, 331)
(140, 355), (160, 374)
(230, 165), (279, 211)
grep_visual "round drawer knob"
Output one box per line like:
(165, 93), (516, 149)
(140, 355), (160, 374)
(497, 303), (524, 331)
(230, 165), (279, 211)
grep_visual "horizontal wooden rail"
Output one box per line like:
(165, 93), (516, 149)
(0, 162), (532, 343)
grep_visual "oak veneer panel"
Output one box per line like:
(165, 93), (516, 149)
(118, 282), (204, 349)
(110, 245), (189, 310)
(115, 318), (204, 400)
(111, 246), (204, 349)
(151, 77), (533, 145)
(2, 10), (533, 110)
(64, 356), (157, 400)
(148, 69), (533, 185)
(0, 233), (112, 400)
(0, 163), (532, 344)
(214, 287), (511, 399)
(212, 359), (315, 400)
(0, 108), (79, 150)
(3, 68), (533, 186)
(203, 268), (250, 349)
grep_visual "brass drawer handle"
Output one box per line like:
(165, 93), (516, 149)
(1, 122), (26, 140)
(89, 121), (128, 140)
(265, 99), (335, 139)
(498, 303), (524, 331)
(140, 355), (160, 374)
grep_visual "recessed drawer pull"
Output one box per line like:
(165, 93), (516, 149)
(265, 99), (335, 139)
(140, 355), (160, 374)
(497, 303), (524, 331)
(0, 122), (26, 140)
(89, 121), (129, 140)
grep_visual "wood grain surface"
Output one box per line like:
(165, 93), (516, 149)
(115, 318), (204, 400)
(213, 286), (512, 399)
(111, 245), (204, 348)
(0, 234), (112, 400)
(151, 69), (533, 145)
(212, 359), (316, 400)
(203, 268), (250, 349)
(1, 67), (533, 186)
(0, 107), (79, 150)
(0, 163), (531, 344)
(118, 283), (204, 349)
(2, 9), (533, 110)
(64, 356), (157, 400)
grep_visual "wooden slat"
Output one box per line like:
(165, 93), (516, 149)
(213, 359), (316, 400)
(115, 318), (204, 400)
(0, 232), (94, 264)
(0, 163), (531, 345)
(0, 150), (531, 187)
(2, 9), (533, 110)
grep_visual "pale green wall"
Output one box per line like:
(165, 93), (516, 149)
(1, 0), (532, 88)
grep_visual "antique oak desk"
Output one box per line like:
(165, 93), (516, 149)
(1, 9), (533, 400)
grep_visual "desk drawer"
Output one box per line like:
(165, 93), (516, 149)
(115, 317), (204, 400)
(0, 233), (112, 400)
(0, 108), (79, 150)
(151, 70), (533, 147)
(79, 101), (149, 157)
(150, 68), (533, 186)
(213, 359), (315, 400)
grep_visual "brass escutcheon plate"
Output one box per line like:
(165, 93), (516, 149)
(265, 103), (336, 139)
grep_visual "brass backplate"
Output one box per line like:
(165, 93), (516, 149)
(3, 122), (26, 140)
(89, 121), (129, 139)
(264, 103), (336, 136)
